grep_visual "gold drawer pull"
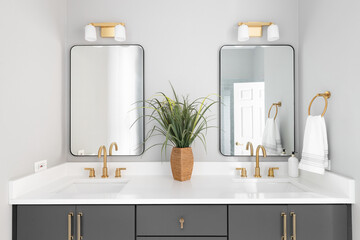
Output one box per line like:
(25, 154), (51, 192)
(179, 217), (184, 229)
(68, 212), (73, 240)
(77, 212), (83, 240)
(281, 212), (287, 240)
(290, 212), (296, 240)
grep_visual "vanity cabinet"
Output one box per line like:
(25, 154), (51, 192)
(229, 205), (350, 240)
(14, 204), (351, 240)
(15, 205), (135, 240)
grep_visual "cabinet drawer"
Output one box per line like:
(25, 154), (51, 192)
(137, 205), (227, 236)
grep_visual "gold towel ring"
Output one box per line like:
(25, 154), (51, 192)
(268, 102), (282, 120)
(308, 91), (331, 117)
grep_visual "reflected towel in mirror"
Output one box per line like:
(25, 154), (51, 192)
(262, 118), (282, 155)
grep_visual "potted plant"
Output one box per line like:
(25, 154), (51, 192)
(143, 85), (216, 181)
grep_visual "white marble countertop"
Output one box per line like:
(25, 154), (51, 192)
(9, 162), (355, 205)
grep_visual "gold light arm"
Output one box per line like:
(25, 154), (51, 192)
(238, 22), (272, 27)
(109, 142), (118, 156)
(246, 142), (254, 156)
(308, 91), (331, 117)
(91, 22), (125, 27)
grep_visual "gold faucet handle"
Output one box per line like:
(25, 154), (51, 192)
(84, 168), (95, 178)
(268, 167), (279, 177)
(236, 168), (247, 178)
(115, 168), (126, 178)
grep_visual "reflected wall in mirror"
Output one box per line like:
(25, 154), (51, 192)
(220, 45), (294, 156)
(71, 45), (144, 156)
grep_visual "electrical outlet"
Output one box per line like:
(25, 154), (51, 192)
(34, 160), (47, 173)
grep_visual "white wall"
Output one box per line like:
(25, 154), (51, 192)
(66, 0), (299, 162)
(0, 0), (66, 239)
(298, 0), (360, 238)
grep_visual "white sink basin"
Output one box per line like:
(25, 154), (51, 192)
(56, 181), (128, 195)
(233, 179), (305, 193)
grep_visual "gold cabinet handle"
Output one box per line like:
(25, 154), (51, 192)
(68, 212), (73, 240)
(77, 212), (83, 240)
(281, 212), (287, 240)
(235, 142), (243, 146)
(179, 217), (184, 229)
(290, 212), (296, 240)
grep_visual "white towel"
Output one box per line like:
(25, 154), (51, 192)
(262, 118), (282, 155)
(299, 115), (328, 174)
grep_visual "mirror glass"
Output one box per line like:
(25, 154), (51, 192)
(71, 45), (144, 156)
(220, 45), (294, 156)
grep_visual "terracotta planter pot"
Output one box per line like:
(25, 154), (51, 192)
(170, 147), (194, 181)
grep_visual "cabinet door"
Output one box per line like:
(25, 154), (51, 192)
(16, 205), (75, 240)
(229, 205), (287, 240)
(76, 205), (135, 240)
(288, 205), (349, 240)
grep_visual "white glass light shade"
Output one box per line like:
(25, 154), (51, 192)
(85, 24), (97, 42)
(115, 24), (126, 42)
(267, 24), (280, 41)
(238, 24), (249, 42)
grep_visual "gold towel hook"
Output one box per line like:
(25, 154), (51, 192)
(308, 91), (331, 117)
(268, 102), (282, 120)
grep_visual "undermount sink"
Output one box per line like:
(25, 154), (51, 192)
(233, 179), (305, 193)
(56, 180), (128, 195)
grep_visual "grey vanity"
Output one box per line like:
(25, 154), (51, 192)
(13, 204), (351, 240)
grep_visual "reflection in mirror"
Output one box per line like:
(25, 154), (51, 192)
(71, 45), (144, 156)
(220, 45), (294, 156)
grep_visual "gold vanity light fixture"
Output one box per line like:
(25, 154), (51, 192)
(237, 22), (279, 42)
(85, 22), (126, 42)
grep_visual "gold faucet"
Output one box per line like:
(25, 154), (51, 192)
(254, 145), (267, 178)
(109, 142), (118, 156)
(246, 142), (254, 156)
(98, 145), (108, 178)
